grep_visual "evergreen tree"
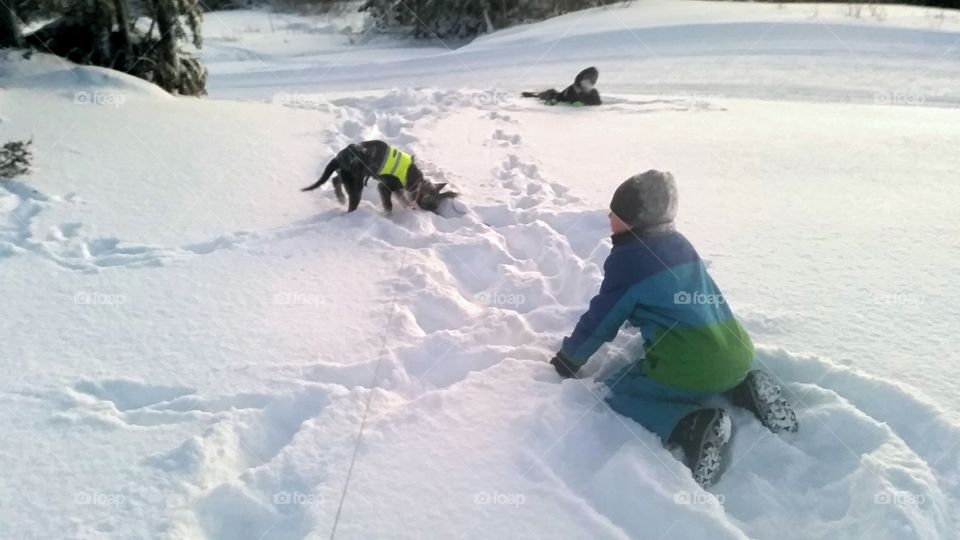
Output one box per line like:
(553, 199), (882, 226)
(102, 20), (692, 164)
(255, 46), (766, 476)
(0, 3), (23, 48)
(361, 0), (616, 39)
(139, 0), (206, 95)
(7, 0), (207, 95)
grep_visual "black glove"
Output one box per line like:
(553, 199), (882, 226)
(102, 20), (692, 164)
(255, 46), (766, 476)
(550, 352), (579, 379)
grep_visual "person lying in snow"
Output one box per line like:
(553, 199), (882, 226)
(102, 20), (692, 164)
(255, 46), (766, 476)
(551, 171), (798, 487)
(522, 66), (602, 106)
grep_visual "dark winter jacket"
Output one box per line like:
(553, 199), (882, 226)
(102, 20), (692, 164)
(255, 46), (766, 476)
(558, 66), (602, 106)
(523, 66), (602, 107)
(560, 230), (753, 392)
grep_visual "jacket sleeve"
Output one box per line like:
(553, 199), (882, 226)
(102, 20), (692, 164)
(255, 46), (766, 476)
(532, 89), (561, 104)
(560, 252), (637, 367)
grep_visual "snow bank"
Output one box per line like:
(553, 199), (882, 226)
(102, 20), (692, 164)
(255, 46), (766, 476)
(0, 51), (172, 100)
(5, 76), (959, 538)
(3, 1), (960, 538)
(2, 58), (336, 253)
(203, 1), (960, 107)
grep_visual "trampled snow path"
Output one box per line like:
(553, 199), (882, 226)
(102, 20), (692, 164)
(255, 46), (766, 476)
(22, 88), (956, 539)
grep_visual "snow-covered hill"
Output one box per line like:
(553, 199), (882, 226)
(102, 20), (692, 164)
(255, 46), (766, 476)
(2, 1), (959, 539)
(203, 1), (960, 106)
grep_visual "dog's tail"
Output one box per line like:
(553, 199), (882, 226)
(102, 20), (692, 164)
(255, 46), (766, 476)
(302, 159), (339, 192)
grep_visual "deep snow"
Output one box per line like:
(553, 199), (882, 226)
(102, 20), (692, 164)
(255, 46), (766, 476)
(2, 1), (960, 539)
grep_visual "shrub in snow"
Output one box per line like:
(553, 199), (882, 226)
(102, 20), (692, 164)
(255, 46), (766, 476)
(360, 0), (624, 39)
(0, 140), (33, 179)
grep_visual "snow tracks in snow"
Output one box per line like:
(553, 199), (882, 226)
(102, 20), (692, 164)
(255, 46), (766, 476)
(40, 89), (960, 539)
(0, 177), (227, 271)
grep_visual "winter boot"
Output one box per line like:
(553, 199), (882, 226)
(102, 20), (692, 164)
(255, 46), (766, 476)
(668, 408), (731, 488)
(731, 369), (799, 434)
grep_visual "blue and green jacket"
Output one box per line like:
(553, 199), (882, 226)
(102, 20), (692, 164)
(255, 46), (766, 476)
(560, 230), (753, 392)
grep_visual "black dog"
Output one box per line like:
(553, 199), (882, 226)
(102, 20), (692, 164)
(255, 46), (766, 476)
(522, 66), (602, 106)
(301, 140), (457, 213)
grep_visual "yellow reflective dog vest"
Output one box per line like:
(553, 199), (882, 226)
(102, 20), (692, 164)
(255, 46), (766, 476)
(378, 147), (413, 187)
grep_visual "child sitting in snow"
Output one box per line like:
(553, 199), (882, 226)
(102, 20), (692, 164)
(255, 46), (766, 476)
(522, 66), (602, 106)
(551, 171), (798, 487)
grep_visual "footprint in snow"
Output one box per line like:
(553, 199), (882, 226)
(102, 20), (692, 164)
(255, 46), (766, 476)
(491, 129), (521, 146)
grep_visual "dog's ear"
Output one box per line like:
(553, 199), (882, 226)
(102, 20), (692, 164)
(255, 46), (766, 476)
(439, 191), (459, 200)
(434, 182), (447, 191)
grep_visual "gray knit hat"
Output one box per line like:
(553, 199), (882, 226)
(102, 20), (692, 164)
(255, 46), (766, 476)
(609, 170), (678, 233)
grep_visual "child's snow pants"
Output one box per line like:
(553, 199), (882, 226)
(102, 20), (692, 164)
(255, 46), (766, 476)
(604, 364), (742, 441)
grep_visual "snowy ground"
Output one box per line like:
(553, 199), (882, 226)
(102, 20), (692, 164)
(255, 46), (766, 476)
(2, 1), (960, 539)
